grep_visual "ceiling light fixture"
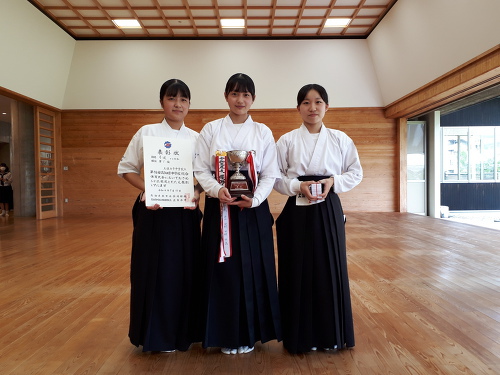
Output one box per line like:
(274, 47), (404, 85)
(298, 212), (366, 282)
(325, 18), (351, 28)
(112, 19), (141, 28)
(221, 19), (245, 28)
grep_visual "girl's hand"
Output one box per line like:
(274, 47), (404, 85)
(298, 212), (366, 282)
(146, 203), (162, 210)
(140, 191), (162, 210)
(228, 194), (253, 208)
(218, 187), (236, 204)
(299, 181), (319, 201)
(318, 177), (334, 200)
(184, 190), (200, 210)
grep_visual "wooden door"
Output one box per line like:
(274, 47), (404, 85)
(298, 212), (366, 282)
(35, 107), (59, 219)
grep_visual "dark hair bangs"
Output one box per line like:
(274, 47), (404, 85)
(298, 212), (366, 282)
(160, 79), (191, 101)
(297, 84), (329, 106)
(225, 73), (255, 97)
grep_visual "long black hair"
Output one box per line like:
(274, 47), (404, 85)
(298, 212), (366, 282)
(159, 79), (191, 101)
(297, 84), (329, 107)
(224, 73), (256, 99)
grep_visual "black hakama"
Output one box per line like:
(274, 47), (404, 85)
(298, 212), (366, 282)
(128, 195), (203, 352)
(199, 197), (282, 349)
(276, 181), (354, 354)
(0, 185), (13, 207)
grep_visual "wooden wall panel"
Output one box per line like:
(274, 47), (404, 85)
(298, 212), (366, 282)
(61, 108), (398, 216)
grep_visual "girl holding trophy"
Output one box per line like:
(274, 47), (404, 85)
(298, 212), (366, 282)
(118, 79), (203, 353)
(274, 84), (363, 354)
(194, 73), (281, 355)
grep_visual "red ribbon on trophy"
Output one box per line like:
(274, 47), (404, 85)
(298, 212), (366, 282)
(215, 150), (258, 263)
(215, 151), (231, 263)
(246, 150), (258, 193)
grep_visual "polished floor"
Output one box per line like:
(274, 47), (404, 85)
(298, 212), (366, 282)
(444, 210), (500, 231)
(0, 212), (499, 375)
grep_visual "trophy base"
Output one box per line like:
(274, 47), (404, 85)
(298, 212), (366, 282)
(229, 180), (253, 199)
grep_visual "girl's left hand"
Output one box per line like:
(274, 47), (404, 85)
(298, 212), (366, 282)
(184, 191), (200, 210)
(228, 194), (253, 208)
(318, 177), (334, 200)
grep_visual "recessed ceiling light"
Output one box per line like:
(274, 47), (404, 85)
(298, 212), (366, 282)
(112, 19), (141, 28)
(221, 19), (245, 28)
(325, 18), (351, 28)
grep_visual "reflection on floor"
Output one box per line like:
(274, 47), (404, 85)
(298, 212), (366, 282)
(443, 210), (500, 230)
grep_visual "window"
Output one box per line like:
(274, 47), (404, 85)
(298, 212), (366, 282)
(442, 127), (500, 182)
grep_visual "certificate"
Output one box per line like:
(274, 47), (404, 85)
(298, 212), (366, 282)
(143, 136), (195, 207)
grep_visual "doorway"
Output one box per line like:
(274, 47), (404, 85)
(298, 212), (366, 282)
(0, 93), (36, 217)
(407, 121), (426, 214)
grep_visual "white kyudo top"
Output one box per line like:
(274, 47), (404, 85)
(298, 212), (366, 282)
(118, 119), (199, 177)
(274, 123), (363, 196)
(0, 171), (12, 186)
(194, 114), (280, 208)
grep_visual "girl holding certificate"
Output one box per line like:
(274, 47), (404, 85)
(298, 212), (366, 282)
(274, 84), (363, 354)
(193, 73), (281, 355)
(118, 79), (202, 352)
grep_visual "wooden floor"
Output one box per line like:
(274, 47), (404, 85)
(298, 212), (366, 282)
(0, 212), (499, 375)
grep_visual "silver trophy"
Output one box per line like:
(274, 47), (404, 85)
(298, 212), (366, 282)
(227, 150), (253, 198)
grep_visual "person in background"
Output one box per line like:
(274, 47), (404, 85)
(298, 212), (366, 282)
(0, 163), (13, 217)
(117, 79), (203, 353)
(193, 73), (281, 355)
(274, 83), (363, 354)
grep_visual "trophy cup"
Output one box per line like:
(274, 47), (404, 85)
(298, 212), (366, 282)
(227, 150), (254, 198)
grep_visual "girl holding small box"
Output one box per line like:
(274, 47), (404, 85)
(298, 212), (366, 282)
(274, 84), (363, 354)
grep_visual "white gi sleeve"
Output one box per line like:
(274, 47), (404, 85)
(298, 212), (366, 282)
(117, 130), (143, 177)
(251, 126), (280, 207)
(193, 125), (223, 198)
(274, 135), (302, 196)
(332, 135), (363, 193)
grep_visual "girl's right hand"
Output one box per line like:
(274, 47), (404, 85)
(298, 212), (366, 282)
(140, 191), (162, 210)
(146, 203), (162, 210)
(299, 181), (322, 202)
(218, 187), (236, 204)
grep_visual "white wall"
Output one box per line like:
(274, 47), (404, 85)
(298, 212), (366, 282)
(368, 0), (500, 106)
(3, 0), (498, 111)
(0, 0), (75, 109)
(63, 39), (383, 110)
